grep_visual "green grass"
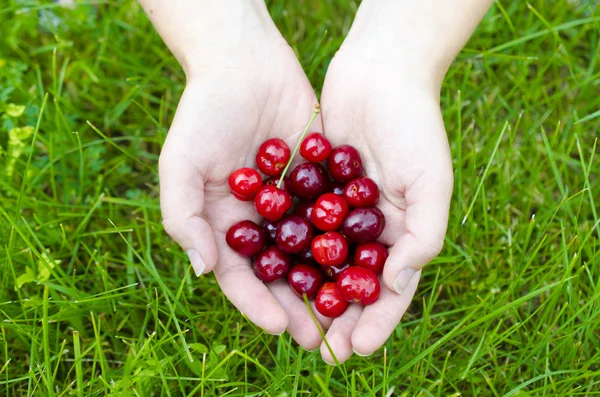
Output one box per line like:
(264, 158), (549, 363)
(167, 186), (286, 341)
(1, 0), (600, 395)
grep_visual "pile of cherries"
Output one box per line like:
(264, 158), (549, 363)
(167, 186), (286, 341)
(226, 127), (387, 318)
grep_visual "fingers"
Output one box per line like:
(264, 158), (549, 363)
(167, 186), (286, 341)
(213, 234), (289, 335)
(311, 301), (334, 330)
(269, 282), (332, 350)
(159, 85), (225, 276)
(159, 140), (217, 276)
(351, 271), (420, 356)
(320, 304), (363, 364)
(382, 170), (452, 294)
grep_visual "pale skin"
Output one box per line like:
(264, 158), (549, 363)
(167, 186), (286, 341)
(139, 0), (494, 363)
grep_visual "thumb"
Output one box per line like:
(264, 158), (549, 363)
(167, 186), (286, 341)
(158, 89), (219, 277)
(382, 171), (452, 294)
(159, 141), (217, 276)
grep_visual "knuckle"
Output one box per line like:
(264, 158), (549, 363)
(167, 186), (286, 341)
(421, 237), (444, 258)
(161, 218), (181, 239)
(158, 143), (174, 173)
(158, 138), (190, 174)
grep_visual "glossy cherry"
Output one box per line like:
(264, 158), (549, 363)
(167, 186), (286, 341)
(327, 145), (363, 183)
(253, 246), (291, 282)
(264, 175), (290, 192)
(343, 176), (380, 207)
(312, 193), (349, 231)
(226, 220), (265, 257)
(315, 282), (348, 318)
(337, 266), (380, 305)
(275, 216), (313, 254)
(256, 138), (291, 176)
(254, 185), (293, 221)
(228, 127), (388, 302)
(288, 162), (330, 200)
(311, 231), (349, 266)
(330, 182), (345, 195)
(354, 242), (388, 274)
(300, 132), (332, 162)
(341, 207), (385, 243)
(231, 191), (252, 201)
(288, 264), (324, 299)
(293, 200), (316, 222)
(262, 220), (278, 244)
(228, 167), (262, 200)
(322, 260), (351, 281)
(297, 248), (315, 262)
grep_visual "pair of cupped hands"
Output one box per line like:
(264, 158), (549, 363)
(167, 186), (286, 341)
(156, 6), (453, 364)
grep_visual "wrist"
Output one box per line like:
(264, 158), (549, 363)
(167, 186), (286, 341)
(140, 0), (283, 77)
(340, 0), (493, 90)
(340, 1), (448, 90)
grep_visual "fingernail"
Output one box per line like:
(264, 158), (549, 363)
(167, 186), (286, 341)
(323, 359), (337, 366)
(353, 348), (372, 357)
(186, 249), (205, 277)
(393, 268), (417, 294)
(267, 329), (286, 336)
(301, 346), (320, 352)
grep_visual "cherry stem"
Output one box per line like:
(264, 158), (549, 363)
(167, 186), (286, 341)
(277, 104), (321, 189)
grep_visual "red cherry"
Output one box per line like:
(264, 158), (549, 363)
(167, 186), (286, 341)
(293, 200), (316, 222)
(296, 248), (315, 262)
(275, 216), (314, 254)
(232, 191), (254, 201)
(262, 220), (278, 244)
(253, 246), (291, 282)
(264, 175), (290, 192)
(311, 231), (349, 266)
(254, 185), (293, 221)
(337, 267), (380, 305)
(288, 162), (330, 200)
(315, 282), (348, 318)
(341, 207), (385, 243)
(226, 220), (266, 257)
(256, 138), (291, 176)
(330, 182), (346, 195)
(300, 132), (332, 162)
(354, 242), (388, 274)
(343, 176), (380, 207)
(228, 167), (262, 199)
(312, 193), (349, 231)
(328, 145), (363, 183)
(322, 259), (351, 281)
(288, 264), (324, 299)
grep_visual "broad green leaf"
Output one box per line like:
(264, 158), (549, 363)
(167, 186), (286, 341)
(16, 252), (60, 289)
(6, 103), (25, 117)
(6, 126), (34, 176)
(8, 125), (34, 143)
(190, 343), (208, 354)
(37, 252), (60, 283)
(16, 267), (35, 289)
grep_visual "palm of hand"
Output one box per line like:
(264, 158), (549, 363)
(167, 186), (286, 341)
(160, 44), (333, 347)
(317, 54), (453, 360)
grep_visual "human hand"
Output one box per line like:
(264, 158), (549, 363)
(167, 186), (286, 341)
(318, 30), (454, 366)
(148, 1), (332, 348)
(316, 0), (493, 364)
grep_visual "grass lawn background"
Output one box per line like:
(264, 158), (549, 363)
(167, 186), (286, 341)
(1, 1), (599, 395)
